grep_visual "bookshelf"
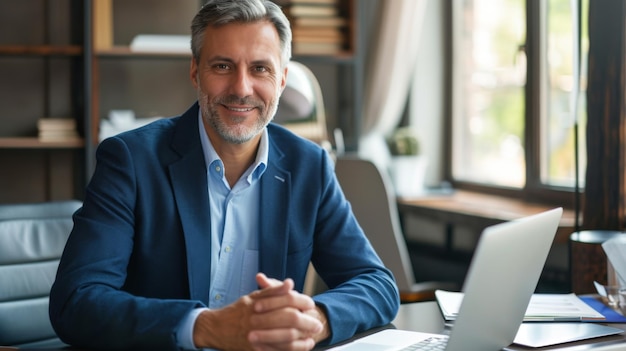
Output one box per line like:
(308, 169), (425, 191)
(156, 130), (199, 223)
(88, 0), (362, 152)
(0, 0), (87, 203)
(280, 0), (353, 56)
(278, 0), (363, 150)
(87, 0), (199, 170)
(0, 0), (364, 203)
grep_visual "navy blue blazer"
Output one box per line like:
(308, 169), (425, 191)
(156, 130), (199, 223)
(50, 102), (399, 349)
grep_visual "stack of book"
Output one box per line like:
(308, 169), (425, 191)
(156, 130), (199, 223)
(279, 0), (348, 55)
(37, 118), (79, 142)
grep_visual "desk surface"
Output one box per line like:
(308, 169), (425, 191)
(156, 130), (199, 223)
(397, 190), (576, 242)
(398, 190), (575, 224)
(392, 301), (626, 350)
(5, 301), (625, 351)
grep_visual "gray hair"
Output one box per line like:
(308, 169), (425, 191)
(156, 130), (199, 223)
(191, 0), (292, 67)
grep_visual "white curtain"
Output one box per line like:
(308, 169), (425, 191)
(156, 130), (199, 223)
(358, 0), (428, 170)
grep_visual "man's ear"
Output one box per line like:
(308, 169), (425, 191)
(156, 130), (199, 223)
(190, 58), (199, 88)
(280, 65), (289, 94)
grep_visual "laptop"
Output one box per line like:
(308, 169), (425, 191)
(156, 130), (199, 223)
(331, 207), (563, 351)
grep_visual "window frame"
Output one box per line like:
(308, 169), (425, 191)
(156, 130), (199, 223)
(444, 0), (579, 208)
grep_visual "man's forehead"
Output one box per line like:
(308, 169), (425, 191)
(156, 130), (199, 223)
(200, 21), (282, 63)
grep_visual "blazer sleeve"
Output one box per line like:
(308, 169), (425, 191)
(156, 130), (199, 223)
(49, 135), (201, 350)
(310, 152), (400, 345)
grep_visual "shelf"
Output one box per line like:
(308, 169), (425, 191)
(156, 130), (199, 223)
(0, 0), (87, 202)
(94, 45), (356, 62)
(0, 45), (83, 56)
(95, 46), (191, 58)
(293, 52), (356, 63)
(0, 137), (84, 149)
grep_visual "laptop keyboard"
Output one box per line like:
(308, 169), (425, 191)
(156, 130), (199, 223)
(399, 335), (449, 351)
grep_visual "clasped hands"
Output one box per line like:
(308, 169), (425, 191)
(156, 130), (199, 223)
(193, 273), (329, 351)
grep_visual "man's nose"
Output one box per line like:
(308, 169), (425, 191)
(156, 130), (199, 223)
(230, 69), (254, 98)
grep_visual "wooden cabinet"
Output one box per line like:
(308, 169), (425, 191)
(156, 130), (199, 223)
(0, 0), (362, 203)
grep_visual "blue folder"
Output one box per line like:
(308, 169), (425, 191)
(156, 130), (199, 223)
(580, 296), (626, 323)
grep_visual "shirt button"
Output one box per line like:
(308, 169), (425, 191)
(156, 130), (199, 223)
(224, 246), (232, 253)
(215, 294), (222, 301)
(215, 165), (221, 172)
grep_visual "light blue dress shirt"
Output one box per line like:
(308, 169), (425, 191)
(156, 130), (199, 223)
(176, 113), (269, 350)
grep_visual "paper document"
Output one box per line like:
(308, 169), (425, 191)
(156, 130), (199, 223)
(435, 290), (606, 322)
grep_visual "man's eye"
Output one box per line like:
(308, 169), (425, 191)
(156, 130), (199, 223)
(254, 66), (268, 73)
(215, 64), (230, 70)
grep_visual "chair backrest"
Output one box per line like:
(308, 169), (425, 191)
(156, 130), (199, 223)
(0, 200), (81, 348)
(334, 157), (416, 291)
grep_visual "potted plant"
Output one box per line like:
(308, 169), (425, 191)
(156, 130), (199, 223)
(387, 127), (428, 197)
(387, 126), (420, 156)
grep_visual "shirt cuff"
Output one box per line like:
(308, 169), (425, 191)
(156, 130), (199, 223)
(176, 307), (209, 350)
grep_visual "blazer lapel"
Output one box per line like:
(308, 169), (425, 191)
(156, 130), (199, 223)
(258, 141), (291, 280)
(169, 103), (212, 303)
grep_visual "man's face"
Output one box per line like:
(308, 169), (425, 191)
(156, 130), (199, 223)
(190, 21), (287, 145)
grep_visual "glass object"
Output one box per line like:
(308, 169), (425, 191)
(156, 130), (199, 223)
(601, 285), (626, 309)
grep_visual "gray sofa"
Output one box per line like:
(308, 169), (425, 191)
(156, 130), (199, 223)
(0, 200), (81, 348)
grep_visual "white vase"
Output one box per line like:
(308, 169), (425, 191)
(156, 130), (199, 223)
(389, 155), (428, 197)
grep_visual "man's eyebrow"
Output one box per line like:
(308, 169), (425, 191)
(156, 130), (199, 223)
(205, 55), (275, 66)
(205, 55), (234, 63)
(250, 59), (275, 67)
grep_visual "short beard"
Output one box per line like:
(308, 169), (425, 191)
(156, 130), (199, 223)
(198, 91), (279, 144)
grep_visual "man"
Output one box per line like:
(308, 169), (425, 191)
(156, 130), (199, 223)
(49, 0), (399, 350)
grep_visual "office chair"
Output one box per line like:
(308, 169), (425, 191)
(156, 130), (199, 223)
(334, 156), (457, 302)
(0, 200), (81, 348)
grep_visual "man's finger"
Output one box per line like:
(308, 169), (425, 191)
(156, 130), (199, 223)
(256, 272), (294, 290)
(254, 273), (294, 296)
(249, 274), (294, 301)
(254, 290), (315, 313)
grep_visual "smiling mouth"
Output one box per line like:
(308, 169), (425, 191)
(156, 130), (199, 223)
(225, 105), (255, 112)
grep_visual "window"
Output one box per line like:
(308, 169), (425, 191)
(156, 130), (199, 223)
(449, 0), (588, 203)
(540, 0), (588, 188)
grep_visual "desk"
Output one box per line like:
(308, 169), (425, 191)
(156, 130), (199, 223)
(393, 301), (626, 350)
(6, 301), (625, 351)
(397, 190), (575, 241)
(397, 190), (576, 291)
